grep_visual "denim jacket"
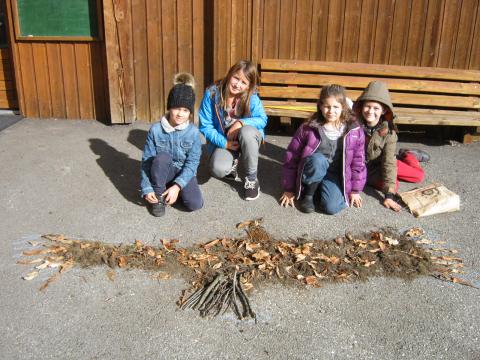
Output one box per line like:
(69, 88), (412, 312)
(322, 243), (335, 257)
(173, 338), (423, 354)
(198, 85), (268, 153)
(140, 120), (202, 196)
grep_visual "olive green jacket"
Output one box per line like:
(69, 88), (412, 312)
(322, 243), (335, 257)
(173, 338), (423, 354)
(365, 121), (397, 194)
(354, 81), (398, 195)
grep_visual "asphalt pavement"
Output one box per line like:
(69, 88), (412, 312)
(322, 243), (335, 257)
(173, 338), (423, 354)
(0, 118), (479, 359)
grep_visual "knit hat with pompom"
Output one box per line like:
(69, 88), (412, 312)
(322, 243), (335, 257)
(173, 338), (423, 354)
(167, 73), (196, 113)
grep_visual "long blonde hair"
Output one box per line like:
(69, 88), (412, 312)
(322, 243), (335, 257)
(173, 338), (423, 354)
(216, 60), (259, 117)
(307, 84), (352, 129)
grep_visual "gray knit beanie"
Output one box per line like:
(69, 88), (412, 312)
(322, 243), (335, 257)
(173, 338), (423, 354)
(167, 73), (196, 113)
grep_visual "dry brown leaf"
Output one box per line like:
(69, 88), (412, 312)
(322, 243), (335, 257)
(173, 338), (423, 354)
(42, 234), (65, 242)
(451, 277), (479, 288)
(305, 276), (319, 286)
(252, 250), (270, 261)
(117, 256), (127, 268)
(212, 262), (223, 270)
(39, 273), (60, 291)
(22, 249), (51, 256)
(152, 272), (171, 280)
(416, 238), (433, 245)
(236, 220), (254, 229)
(23, 271), (39, 280)
(246, 242), (261, 252)
(363, 260), (376, 267)
(107, 270), (116, 282)
(203, 239), (220, 249)
(17, 258), (44, 265)
(370, 232), (384, 242)
(60, 259), (75, 273)
(242, 283), (253, 291)
(405, 227), (424, 237)
(80, 243), (91, 249)
(135, 239), (143, 248)
(378, 241), (386, 252)
(35, 261), (51, 270)
(147, 249), (156, 257)
(295, 254), (306, 262)
(385, 237), (399, 246)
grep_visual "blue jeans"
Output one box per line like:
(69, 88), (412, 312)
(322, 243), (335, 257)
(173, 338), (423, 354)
(150, 152), (203, 211)
(302, 153), (346, 215)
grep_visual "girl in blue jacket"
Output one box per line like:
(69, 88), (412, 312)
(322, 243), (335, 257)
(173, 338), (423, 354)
(199, 60), (268, 201)
(140, 73), (203, 217)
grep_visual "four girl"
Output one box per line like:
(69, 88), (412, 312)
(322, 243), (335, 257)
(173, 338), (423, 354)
(354, 81), (428, 212)
(140, 64), (427, 216)
(279, 85), (366, 214)
(140, 73), (203, 217)
(198, 60), (268, 201)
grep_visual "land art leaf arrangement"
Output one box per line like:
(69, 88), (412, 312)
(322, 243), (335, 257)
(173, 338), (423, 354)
(18, 220), (476, 320)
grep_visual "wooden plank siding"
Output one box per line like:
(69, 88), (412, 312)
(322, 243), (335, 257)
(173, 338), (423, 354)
(214, 0), (480, 78)
(5, 0), (108, 120)
(104, 0), (205, 123)
(0, 48), (18, 109)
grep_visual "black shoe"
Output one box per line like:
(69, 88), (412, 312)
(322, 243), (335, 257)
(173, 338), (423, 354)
(299, 195), (315, 213)
(151, 197), (166, 217)
(225, 159), (241, 182)
(398, 148), (430, 163)
(244, 177), (260, 201)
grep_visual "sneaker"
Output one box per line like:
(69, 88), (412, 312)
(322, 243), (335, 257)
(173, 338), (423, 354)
(244, 177), (260, 201)
(151, 196), (166, 217)
(224, 158), (241, 182)
(398, 148), (430, 162)
(299, 195), (315, 213)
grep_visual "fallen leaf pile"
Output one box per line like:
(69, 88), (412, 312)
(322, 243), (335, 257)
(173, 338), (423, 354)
(18, 220), (477, 320)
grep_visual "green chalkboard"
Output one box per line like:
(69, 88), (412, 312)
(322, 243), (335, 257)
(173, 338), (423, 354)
(15, 0), (99, 39)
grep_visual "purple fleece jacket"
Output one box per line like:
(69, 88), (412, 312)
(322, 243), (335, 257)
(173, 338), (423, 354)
(282, 121), (367, 206)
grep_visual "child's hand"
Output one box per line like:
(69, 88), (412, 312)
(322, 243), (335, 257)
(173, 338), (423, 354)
(383, 198), (401, 212)
(279, 192), (295, 207)
(144, 192), (158, 204)
(227, 121), (242, 141)
(162, 184), (181, 205)
(350, 193), (363, 208)
(226, 140), (239, 151)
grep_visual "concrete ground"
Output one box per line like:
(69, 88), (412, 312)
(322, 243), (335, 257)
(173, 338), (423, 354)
(0, 118), (479, 360)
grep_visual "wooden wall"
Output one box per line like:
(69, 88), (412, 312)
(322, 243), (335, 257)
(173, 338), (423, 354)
(104, 0), (206, 123)
(214, 0), (480, 79)
(0, 47), (17, 109)
(6, 0), (108, 120)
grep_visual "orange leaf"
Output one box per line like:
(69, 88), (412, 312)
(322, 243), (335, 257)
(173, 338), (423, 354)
(135, 240), (143, 248)
(117, 256), (127, 268)
(39, 273), (60, 291)
(305, 276), (319, 286)
(107, 270), (116, 282)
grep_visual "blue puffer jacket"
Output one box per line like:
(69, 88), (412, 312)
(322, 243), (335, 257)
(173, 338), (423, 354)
(140, 120), (202, 196)
(198, 85), (268, 153)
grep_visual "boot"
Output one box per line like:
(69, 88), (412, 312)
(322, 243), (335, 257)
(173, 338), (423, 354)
(299, 195), (315, 213)
(151, 195), (166, 217)
(398, 148), (430, 163)
(299, 182), (320, 213)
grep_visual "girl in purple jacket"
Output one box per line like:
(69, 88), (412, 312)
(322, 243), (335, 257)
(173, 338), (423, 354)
(279, 84), (366, 214)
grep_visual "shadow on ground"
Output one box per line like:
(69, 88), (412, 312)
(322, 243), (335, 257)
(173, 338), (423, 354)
(89, 138), (144, 206)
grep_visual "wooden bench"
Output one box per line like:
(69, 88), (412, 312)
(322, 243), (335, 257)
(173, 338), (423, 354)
(259, 59), (480, 142)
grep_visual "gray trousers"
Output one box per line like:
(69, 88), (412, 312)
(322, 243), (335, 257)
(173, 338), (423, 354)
(209, 125), (262, 179)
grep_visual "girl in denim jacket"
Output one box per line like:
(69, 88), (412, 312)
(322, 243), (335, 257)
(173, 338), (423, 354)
(140, 73), (203, 217)
(199, 60), (268, 201)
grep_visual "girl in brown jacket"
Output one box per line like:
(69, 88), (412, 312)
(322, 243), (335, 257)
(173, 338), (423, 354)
(354, 81), (428, 212)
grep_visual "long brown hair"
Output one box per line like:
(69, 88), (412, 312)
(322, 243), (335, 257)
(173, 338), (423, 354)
(216, 60), (259, 117)
(307, 84), (352, 129)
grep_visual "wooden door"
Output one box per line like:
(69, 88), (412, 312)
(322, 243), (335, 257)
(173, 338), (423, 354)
(0, 0), (17, 109)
